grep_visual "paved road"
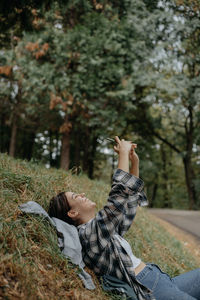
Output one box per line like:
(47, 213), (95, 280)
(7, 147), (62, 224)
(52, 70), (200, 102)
(148, 209), (200, 241)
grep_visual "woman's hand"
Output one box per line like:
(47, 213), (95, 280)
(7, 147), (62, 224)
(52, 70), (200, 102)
(114, 136), (132, 173)
(129, 144), (139, 165)
(114, 136), (132, 155)
(129, 144), (139, 177)
(113, 136), (139, 176)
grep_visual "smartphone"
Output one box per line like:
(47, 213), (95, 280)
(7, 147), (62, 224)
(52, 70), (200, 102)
(106, 138), (116, 144)
(106, 138), (137, 148)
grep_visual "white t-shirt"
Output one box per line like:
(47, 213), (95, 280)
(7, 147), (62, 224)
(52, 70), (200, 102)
(114, 234), (141, 269)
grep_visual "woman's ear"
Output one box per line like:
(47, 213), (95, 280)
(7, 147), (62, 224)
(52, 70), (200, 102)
(67, 210), (79, 219)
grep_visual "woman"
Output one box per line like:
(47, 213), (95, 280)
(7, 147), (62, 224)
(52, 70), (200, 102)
(48, 136), (200, 300)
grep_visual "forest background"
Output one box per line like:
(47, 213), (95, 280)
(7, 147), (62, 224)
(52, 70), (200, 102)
(0, 0), (199, 210)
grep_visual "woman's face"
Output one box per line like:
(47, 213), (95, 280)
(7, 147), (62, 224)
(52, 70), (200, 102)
(65, 192), (96, 213)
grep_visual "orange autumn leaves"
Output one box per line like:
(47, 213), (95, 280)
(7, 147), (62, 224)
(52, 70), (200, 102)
(59, 122), (72, 134)
(0, 66), (12, 77)
(25, 42), (49, 60)
(49, 93), (74, 111)
(50, 93), (74, 134)
(0, 42), (48, 77)
(175, 0), (200, 12)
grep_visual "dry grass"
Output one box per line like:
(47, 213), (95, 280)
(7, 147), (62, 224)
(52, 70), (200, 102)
(146, 214), (200, 264)
(0, 153), (199, 299)
(0, 153), (110, 300)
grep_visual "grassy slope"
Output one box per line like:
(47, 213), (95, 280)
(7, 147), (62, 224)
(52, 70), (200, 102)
(0, 153), (199, 299)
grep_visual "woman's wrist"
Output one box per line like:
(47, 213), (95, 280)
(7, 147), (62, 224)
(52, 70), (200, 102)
(118, 151), (129, 173)
(130, 167), (139, 177)
(130, 158), (139, 167)
(130, 158), (139, 176)
(130, 162), (139, 177)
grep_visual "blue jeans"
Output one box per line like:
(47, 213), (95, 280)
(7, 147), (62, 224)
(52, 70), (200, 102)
(136, 263), (200, 300)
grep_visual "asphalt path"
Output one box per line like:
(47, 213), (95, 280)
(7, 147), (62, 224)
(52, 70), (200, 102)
(148, 209), (200, 242)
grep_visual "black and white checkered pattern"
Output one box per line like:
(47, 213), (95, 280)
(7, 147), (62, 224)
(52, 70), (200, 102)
(78, 169), (155, 300)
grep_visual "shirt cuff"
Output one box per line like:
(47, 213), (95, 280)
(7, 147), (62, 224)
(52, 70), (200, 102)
(113, 169), (144, 193)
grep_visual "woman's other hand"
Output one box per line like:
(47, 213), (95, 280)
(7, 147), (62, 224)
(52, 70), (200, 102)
(129, 144), (139, 165)
(130, 144), (139, 177)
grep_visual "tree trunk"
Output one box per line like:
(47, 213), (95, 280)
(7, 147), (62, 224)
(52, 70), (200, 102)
(22, 131), (35, 160)
(88, 136), (97, 179)
(0, 113), (5, 152)
(147, 104), (197, 209)
(183, 103), (197, 209)
(9, 115), (17, 157)
(56, 132), (60, 168)
(151, 183), (158, 207)
(83, 127), (90, 172)
(75, 131), (80, 167)
(9, 81), (22, 158)
(160, 144), (171, 208)
(60, 131), (70, 170)
(49, 130), (53, 166)
(183, 156), (196, 209)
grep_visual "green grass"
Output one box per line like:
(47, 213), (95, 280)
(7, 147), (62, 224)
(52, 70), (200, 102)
(0, 153), (199, 299)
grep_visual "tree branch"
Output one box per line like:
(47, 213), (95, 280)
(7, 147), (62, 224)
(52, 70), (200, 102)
(151, 130), (181, 154)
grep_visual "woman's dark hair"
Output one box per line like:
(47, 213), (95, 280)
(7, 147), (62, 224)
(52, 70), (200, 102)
(48, 192), (76, 226)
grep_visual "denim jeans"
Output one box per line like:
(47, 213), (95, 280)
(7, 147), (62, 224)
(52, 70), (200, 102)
(136, 263), (200, 300)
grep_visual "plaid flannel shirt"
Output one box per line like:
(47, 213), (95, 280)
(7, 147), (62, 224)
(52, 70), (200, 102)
(78, 169), (155, 300)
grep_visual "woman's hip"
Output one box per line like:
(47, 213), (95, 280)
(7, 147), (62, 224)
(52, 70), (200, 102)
(135, 263), (198, 300)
